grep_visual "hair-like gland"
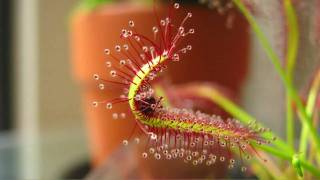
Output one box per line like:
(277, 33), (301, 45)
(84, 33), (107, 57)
(93, 2), (274, 170)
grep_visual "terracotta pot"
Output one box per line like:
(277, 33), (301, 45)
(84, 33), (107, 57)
(70, 1), (250, 173)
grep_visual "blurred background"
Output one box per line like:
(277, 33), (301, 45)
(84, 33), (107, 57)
(1, 0), (88, 179)
(0, 0), (318, 179)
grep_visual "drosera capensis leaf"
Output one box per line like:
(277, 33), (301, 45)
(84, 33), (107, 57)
(92, 2), (276, 172)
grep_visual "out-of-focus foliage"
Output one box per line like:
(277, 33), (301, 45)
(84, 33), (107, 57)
(80, 0), (113, 10)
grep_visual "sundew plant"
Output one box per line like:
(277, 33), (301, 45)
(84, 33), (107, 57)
(90, 0), (320, 179)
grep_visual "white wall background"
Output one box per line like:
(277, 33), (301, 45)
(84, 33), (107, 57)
(13, 0), (88, 178)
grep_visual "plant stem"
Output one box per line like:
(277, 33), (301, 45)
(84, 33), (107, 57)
(284, 0), (299, 78)
(233, 0), (320, 155)
(283, 0), (299, 150)
(299, 69), (320, 158)
(286, 97), (295, 148)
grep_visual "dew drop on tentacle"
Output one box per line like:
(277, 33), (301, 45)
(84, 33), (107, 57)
(106, 103), (113, 110)
(142, 46), (148, 52)
(186, 155), (192, 161)
(98, 84), (105, 90)
(189, 29), (195, 34)
(105, 61), (112, 68)
(92, 101), (98, 108)
(179, 26), (185, 34)
(172, 153), (178, 159)
(180, 48), (187, 54)
(115, 45), (121, 52)
(191, 151), (198, 157)
(219, 156), (225, 162)
(104, 49), (110, 55)
(200, 155), (206, 161)
(152, 26), (159, 33)
(119, 60), (126, 66)
(174, 3), (180, 9)
(192, 160), (198, 166)
(207, 160), (214, 166)
(142, 152), (148, 159)
(93, 74), (100, 80)
(134, 137), (140, 144)
(122, 140), (129, 146)
(121, 29), (127, 36)
(166, 154), (172, 160)
(128, 20), (135, 27)
(134, 36), (140, 41)
(154, 153), (161, 160)
(149, 148), (155, 154)
(110, 70), (117, 77)
(150, 133), (157, 141)
(190, 142), (195, 148)
(230, 159), (236, 164)
(173, 54), (180, 61)
(160, 19), (166, 26)
(123, 44), (129, 50)
(220, 141), (226, 147)
(163, 150), (168, 155)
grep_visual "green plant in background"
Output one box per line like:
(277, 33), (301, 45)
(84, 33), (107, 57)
(235, 0), (320, 174)
(198, 0), (320, 178)
(79, 0), (113, 10)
